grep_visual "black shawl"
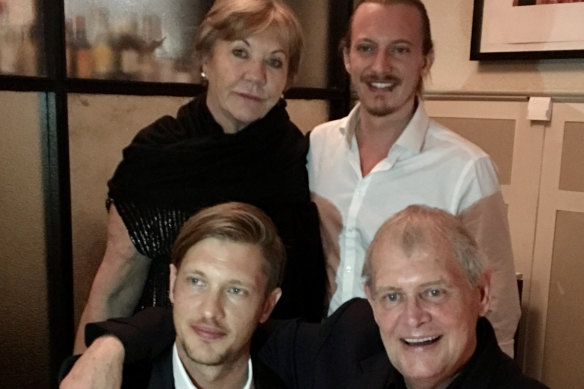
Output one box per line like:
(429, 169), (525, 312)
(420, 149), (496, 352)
(107, 94), (326, 321)
(109, 95), (311, 209)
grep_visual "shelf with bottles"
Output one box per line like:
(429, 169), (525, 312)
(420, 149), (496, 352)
(65, 1), (213, 84)
(0, 0), (43, 77)
(0, 0), (350, 95)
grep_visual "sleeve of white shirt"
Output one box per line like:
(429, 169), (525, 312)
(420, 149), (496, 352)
(459, 157), (521, 358)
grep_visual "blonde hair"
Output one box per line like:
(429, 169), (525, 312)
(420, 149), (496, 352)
(172, 202), (286, 293)
(195, 0), (303, 87)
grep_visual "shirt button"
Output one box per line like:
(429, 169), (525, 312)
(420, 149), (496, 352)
(345, 265), (352, 273)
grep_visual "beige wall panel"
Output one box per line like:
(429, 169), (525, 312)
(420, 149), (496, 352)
(559, 122), (584, 192)
(425, 99), (547, 372)
(424, 100), (541, 282)
(431, 117), (515, 185)
(543, 211), (584, 388)
(528, 103), (584, 382)
(292, 1), (328, 88)
(0, 92), (49, 387)
(69, 95), (329, 329)
(286, 99), (329, 134)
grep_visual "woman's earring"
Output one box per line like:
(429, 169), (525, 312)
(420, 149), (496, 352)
(200, 71), (207, 81)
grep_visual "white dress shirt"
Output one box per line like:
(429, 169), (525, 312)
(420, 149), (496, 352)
(307, 102), (521, 356)
(172, 343), (254, 389)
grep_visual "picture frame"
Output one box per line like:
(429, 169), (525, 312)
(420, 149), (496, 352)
(470, 0), (584, 60)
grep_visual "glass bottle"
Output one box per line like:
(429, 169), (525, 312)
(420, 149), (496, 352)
(139, 14), (163, 82)
(74, 15), (93, 78)
(0, 0), (19, 75)
(15, 24), (37, 76)
(91, 8), (113, 79)
(113, 15), (141, 80)
(65, 18), (76, 77)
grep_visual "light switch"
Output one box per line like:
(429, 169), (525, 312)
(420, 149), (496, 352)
(527, 97), (552, 121)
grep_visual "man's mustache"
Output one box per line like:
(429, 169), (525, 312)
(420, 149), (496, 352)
(360, 73), (402, 87)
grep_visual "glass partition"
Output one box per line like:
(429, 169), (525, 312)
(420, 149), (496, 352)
(64, 0), (213, 82)
(63, 0), (340, 88)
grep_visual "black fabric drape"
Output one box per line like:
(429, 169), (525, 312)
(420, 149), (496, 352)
(109, 95), (310, 209)
(106, 94), (326, 321)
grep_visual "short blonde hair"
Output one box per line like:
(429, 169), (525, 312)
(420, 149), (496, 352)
(172, 202), (286, 293)
(195, 0), (303, 87)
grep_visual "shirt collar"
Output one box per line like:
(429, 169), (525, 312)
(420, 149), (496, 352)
(339, 101), (430, 156)
(172, 343), (254, 389)
(396, 101), (430, 154)
(339, 104), (361, 149)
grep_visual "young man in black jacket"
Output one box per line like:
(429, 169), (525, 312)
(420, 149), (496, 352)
(61, 202), (288, 389)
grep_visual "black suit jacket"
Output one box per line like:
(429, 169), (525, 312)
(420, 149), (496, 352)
(86, 299), (548, 389)
(257, 297), (392, 388)
(59, 344), (287, 389)
(61, 307), (287, 389)
(258, 299), (548, 389)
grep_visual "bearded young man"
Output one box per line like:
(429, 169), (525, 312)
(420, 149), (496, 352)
(307, 0), (521, 357)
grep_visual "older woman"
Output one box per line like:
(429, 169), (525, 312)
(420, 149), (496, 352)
(74, 0), (326, 352)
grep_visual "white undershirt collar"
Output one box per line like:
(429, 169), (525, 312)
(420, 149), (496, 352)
(172, 343), (254, 389)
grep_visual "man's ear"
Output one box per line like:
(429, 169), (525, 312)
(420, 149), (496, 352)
(421, 48), (435, 77)
(343, 47), (351, 74)
(169, 264), (178, 305)
(364, 283), (382, 326)
(477, 270), (492, 317)
(259, 287), (282, 323)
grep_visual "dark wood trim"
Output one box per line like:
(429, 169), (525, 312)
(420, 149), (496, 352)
(42, 0), (74, 387)
(0, 76), (54, 91)
(469, 0), (484, 61)
(327, 0), (353, 119)
(285, 87), (346, 101)
(64, 78), (205, 96)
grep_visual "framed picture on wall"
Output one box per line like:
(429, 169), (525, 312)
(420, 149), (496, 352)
(471, 0), (584, 60)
